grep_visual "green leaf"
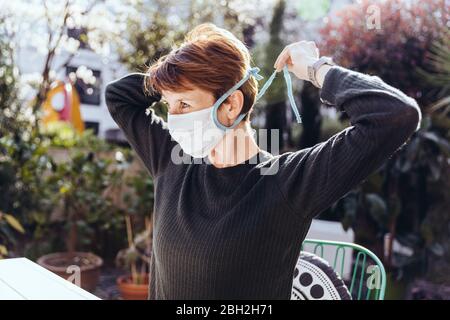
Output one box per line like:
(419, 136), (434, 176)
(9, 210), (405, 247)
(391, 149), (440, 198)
(4, 214), (25, 234)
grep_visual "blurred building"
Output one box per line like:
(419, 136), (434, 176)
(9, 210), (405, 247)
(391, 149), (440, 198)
(16, 0), (352, 145)
(16, 27), (129, 144)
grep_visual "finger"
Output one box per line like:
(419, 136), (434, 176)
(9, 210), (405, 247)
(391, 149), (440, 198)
(307, 40), (316, 48)
(274, 46), (292, 72)
(306, 41), (317, 55)
(306, 41), (316, 50)
(275, 43), (295, 69)
(274, 45), (289, 70)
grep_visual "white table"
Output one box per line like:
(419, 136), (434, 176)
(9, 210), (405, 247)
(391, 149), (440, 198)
(0, 258), (100, 300)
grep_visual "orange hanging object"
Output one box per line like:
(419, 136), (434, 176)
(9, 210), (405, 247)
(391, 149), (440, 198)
(42, 80), (84, 133)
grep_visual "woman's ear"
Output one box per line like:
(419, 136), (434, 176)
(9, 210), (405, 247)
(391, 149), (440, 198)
(224, 90), (245, 120)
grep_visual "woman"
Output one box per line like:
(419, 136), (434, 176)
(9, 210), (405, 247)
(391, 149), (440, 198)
(105, 23), (421, 299)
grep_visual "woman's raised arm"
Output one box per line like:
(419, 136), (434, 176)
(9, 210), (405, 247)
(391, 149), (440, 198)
(105, 73), (175, 178)
(273, 64), (421, 221)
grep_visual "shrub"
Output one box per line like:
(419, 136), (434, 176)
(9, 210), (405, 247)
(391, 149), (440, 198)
(319, 0), (449, 105)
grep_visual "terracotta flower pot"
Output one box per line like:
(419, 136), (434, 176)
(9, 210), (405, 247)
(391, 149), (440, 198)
(37, 252), (103, 292)
(117, 274), (149, 300)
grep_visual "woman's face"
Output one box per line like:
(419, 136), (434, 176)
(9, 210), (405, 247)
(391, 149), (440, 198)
(161, 87), (245, 127)
(161, 87), (215, 115)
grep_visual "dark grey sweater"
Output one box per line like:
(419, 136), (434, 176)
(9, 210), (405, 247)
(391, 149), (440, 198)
(105, 66), (421, 300)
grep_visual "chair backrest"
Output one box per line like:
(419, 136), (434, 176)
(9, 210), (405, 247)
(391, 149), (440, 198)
(301, 239), (386, 300)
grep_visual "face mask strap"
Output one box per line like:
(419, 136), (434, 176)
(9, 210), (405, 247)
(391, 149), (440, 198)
(255, 70), (278, 102)
(212, 65), (302, 131)
(212, 67), (261, 131)
(282, 66), (302, 123)
(255, 66), (302, 124)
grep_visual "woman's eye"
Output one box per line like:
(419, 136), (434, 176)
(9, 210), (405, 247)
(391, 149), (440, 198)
(180, 102), (191, 109)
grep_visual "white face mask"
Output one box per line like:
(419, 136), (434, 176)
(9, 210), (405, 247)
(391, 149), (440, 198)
(166, 66), (301, 158)
(167, 106), (226, 158)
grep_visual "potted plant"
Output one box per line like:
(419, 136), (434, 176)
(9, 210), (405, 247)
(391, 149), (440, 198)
(107, 168), (154, 300)
(37, 131), (115, 292)
(116, 215), (152, 300)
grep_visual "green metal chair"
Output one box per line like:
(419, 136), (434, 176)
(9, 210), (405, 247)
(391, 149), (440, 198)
(301, 239), (386, 300)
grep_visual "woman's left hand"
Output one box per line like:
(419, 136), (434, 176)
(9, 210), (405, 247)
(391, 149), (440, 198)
(273, 41), (320, 81)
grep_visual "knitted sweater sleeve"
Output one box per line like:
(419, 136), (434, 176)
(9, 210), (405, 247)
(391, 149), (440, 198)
(274, 66), (422, 220)
(105, 73), (175, 178)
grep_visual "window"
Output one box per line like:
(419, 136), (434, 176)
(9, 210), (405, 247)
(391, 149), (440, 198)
(84, 121), (99, 135)
(66, 66), (102, 106)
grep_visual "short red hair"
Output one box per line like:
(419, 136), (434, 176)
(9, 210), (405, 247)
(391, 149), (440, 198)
(145, 23), (258, 120)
